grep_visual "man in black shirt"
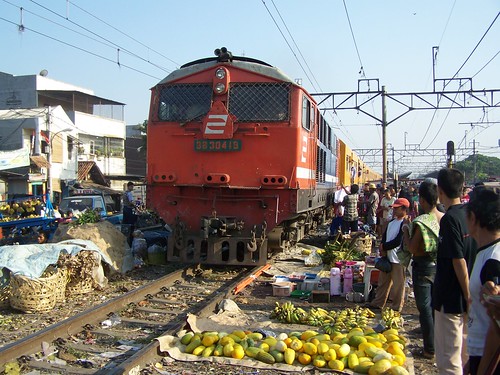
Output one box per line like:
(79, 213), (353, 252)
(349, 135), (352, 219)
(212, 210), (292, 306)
(434, 168), (477, 374)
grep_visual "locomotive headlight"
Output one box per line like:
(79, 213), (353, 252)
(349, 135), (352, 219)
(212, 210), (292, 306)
(214, 82), (226, 94)
(215, 68), (226, 79)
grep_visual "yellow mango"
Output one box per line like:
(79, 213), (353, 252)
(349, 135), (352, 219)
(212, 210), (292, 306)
(324, 348), (337, 361)
(313, 355), (327, 368)
(348, 353), (360, 369)
(232, 344), (245, 359)
(192, 345), (206, 356)
(298, 352), (312, 365)
(303, 342), (318, 356)
(368, 358), (392, 375)
(328, 359), (345, 370)
(284, 348), (296, 365)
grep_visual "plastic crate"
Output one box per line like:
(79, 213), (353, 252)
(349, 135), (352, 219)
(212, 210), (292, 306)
(290, 290), (311, 299)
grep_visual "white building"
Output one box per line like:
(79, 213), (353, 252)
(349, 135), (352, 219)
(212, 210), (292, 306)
(0, 71), (126, 203)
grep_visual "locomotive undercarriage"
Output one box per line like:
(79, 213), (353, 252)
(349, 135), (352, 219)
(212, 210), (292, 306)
(166, 206), (330, 266)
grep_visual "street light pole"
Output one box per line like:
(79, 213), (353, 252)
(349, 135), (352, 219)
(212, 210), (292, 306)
(46, 122), (72, 204)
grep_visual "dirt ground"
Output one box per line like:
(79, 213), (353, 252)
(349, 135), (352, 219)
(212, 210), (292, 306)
(0, 223), (439, 374)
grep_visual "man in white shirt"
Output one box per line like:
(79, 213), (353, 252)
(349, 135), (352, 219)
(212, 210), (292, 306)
(369, 198), (410, 312)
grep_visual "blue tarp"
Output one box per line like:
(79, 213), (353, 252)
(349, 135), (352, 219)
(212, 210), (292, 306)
(0, 239), (113, 279)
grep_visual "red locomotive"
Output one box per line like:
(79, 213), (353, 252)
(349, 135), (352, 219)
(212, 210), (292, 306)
(147, 48), (340, 266)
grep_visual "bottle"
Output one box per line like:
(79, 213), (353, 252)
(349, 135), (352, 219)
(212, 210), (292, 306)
(343, 267), (353, 296)
(330, 267), (341, 296)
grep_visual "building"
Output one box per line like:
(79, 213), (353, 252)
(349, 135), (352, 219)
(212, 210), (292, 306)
(0, 71), (126, 203)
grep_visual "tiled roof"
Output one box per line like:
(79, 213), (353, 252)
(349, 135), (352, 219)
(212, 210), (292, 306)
(77, 161), (108, 186)
(30, 155), (50, 168)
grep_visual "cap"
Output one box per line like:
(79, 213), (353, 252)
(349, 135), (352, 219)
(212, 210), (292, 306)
(391, 198), (410, 208)
(369, 183), (376, 189)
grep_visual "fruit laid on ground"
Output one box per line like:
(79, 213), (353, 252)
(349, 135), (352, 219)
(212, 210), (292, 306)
(381, 307), (404, 329)
(178, 327), (409, 374)
(270, 302), (376, 331)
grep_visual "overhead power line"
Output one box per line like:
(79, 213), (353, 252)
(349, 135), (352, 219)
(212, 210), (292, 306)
(28, 0), (172, 74)
(269, 0), (322, 91)
(260, 0), (318, 92)
(0, 15), (161, 80)
(342, 0), (365, 78)
(68, 1), (181, 67)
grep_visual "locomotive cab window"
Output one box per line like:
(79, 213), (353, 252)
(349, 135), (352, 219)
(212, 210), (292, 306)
(228, 82), (290, 122)
(158, 84), (212, 122)
(301, 96), (312, 131)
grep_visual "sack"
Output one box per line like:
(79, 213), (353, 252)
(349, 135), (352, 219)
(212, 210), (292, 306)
(375, 256), (392, 273)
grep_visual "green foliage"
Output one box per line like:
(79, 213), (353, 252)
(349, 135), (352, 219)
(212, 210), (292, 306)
(71, 209), (101, 226)
(320, 232), (366, 266)
(454, 154), (500, 183)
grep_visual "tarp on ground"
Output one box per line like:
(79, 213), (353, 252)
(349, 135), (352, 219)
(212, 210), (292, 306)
(0, 239), (114, 279)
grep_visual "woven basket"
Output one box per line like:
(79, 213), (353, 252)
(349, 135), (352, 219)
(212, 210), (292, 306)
(54, 268), (69, 303)
(65, 278), (93, 296)
(10, 272), (58, 313)
(0, 285), (10, 310)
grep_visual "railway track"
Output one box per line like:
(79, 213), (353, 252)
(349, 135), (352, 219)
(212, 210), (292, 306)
(0, 265), (261, 374)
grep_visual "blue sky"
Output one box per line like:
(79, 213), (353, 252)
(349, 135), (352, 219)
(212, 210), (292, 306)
(1, 0), (499, 172)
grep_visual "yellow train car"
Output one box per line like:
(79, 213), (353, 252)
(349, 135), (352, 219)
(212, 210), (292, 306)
(337, 139), (381, 186)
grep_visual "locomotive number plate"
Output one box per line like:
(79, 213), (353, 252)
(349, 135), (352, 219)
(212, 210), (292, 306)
(194, 139), (242, 152)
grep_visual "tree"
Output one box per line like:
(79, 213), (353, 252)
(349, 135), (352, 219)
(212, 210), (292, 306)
(133, 120), (147, 157)
(454, 154), (500, 183)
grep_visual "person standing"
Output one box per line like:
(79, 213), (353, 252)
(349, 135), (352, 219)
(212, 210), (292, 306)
(463, 186), (500, 375)
(402, 180), (443, 359)
(369, 197), (410, 312)
(367, 183), (379, 233)
(380, 189), (396, 235)
(341, 183), (359, 234)
(434, 168), (478, 375)
(123, 182), (138, 244)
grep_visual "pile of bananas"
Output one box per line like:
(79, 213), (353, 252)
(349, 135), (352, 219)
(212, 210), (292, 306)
(381, 307), (404, 329)
(270, 302), (376, 333)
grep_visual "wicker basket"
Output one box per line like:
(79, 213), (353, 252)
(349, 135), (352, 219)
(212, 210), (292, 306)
(0, 285), (10, 310)
(54, 268), (69, 303)
(9, 272), (59, 313)
(65, 278), (93, 296)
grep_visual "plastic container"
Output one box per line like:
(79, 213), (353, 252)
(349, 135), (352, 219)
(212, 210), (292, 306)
(302, 280), (319, 291)
(272, 282), (294, 297)
(147, 244), (167, 265)
(320, 277), (330, 292)
(343, 267), (353, 296)
(330, 267), (341, 296)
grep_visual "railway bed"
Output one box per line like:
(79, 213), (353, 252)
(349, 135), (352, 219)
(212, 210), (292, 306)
(0, 265), (258, 374)
(0, 247), (435, 374)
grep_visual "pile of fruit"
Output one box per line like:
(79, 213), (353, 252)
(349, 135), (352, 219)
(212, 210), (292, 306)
(178, 327), (409, 374)
(0, 200), (42, 221)
(381, 307), (404, 329)
(270, 301), (375, 331)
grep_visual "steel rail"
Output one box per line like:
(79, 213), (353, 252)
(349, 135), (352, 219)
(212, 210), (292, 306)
(97, 265), (259, 375)
(0, 267), (187, 369)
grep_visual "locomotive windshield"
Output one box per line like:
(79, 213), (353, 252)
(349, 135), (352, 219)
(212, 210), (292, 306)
(228, 82), (290, 122)
(158, 84), (213, 122)
(158, 82), (290, 123)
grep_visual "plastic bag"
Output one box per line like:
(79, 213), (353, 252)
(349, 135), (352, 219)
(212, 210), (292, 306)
(304, 250), (323, 267)
(131, 237), (147, 259)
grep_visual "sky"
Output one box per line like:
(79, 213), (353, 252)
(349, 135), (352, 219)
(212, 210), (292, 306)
(1, 0), (499, 174)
